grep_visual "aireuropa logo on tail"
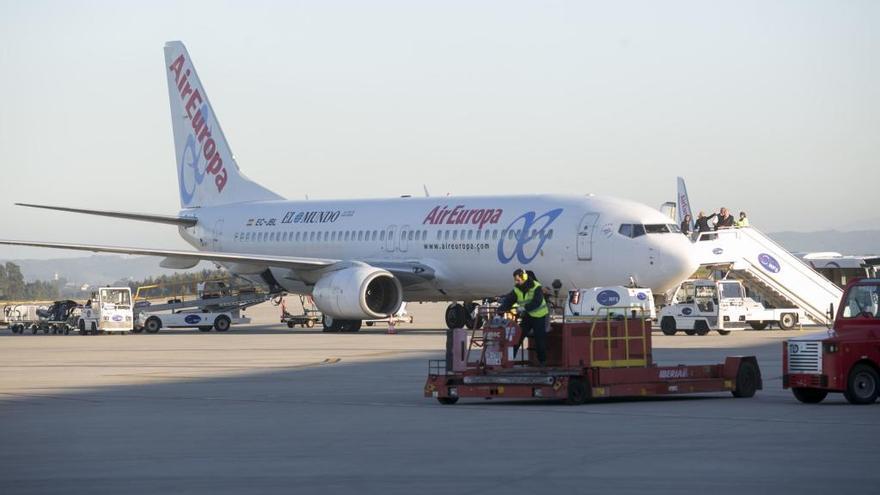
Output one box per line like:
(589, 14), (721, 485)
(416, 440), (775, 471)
(169, 54), (228, 204)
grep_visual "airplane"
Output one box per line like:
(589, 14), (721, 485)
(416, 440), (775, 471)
(0, 41), (698, 332)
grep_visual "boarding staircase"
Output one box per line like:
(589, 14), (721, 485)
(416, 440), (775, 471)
(692, 228), (842, 325)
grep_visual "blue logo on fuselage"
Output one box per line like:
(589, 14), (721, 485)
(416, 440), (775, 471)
(496, 208), (564, 264)
(597, 290), (621, 306)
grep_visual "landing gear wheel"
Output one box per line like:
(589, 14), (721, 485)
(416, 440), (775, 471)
(445, 303), (467, 330)
(792, 387), (828, 404)
(660, 317), (677, 336)
(322, 315), (337, 333)
(717, 329), (731, 336)
(844, 364), (879, 405)
(144, 318), (161, 334)
(566, 378), (589, 405)
(778, 313), (796, 330)
(340, 320), (361, 332)
(749, 321), (768, 330)
(732, 360), (760, 398)
(464, 302), (480, 330)
(213, 316), (231, 332)
(437, 397), (459, 405)
(694, 321), (710, 336)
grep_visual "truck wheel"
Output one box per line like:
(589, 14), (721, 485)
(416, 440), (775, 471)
(144, 317), (161, 334)
(844, 364), (879, 405)
(749, 321), (768, 330)
(717, 329), (731, 335)
(198, 326), (213, 332)
(778, 313), (796, 330)
(660, 317), (677, 336)
(684, 329), (696, 336)
(437, 397), (459, 405)
(78, 320), (86, 335)
(792, 387), (827, 404)
(732, 360), (759, 398)
(213, 316), (231, 332)
(694, 321), (710, 336)
(91, 322), (98, 335)
(566, 378), (590, 405)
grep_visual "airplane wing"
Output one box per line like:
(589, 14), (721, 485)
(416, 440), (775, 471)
(0, 240), (436, 284)
(15, 203), (198, 227)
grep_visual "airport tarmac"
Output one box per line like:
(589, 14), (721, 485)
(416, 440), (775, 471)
(1, 302), (877, 495)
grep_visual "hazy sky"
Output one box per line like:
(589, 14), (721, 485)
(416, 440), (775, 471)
(1, 0), (878, 260)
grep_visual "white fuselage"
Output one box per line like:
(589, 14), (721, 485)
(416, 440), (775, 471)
(178, 193), (698, 301)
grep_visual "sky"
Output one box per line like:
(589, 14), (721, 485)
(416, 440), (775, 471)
(1, 0), (878, 260)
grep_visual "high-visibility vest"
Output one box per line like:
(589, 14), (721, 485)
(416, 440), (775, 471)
(513, 282), (549, 318)
(735, 218), (750, 228)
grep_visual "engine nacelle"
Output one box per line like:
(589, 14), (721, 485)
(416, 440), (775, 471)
(312, 265), (403, 320)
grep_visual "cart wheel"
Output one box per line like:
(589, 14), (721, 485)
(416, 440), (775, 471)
(717, 329), (731, 336)
(144, 317), (161, 334)
(749, 321), (768, 330)
(437, 397), (459, 405)
(365, 321), (374, 327)
(844, 363), (879, 405)
(660, 317), (677, 336)
(694, 322), (710, 336)
(305, 319), (314, 328)
(566, 378), (590, 405)
(213, 316), (231, 332)
(792, 387), (827, 404)
(732, 360), (759, 398)
(32, 325), (38, 335)
(287, 321), (295, 328)
(778, 313), (796, 330)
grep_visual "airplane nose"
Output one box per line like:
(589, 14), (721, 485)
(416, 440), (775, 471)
(653, 237), (699, 293)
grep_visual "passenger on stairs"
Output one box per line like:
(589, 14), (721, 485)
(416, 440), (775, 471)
(714, 208), (735, 230)
(735, 211), (750, 228)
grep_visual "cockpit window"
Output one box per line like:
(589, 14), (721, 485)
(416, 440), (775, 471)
(620, 223), (681, 238)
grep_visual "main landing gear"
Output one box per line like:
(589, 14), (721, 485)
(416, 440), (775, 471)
(321, 315), (362, 333)
(445, 302), (483, 330)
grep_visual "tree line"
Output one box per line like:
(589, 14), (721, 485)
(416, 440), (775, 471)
(0, 262), (60, 301)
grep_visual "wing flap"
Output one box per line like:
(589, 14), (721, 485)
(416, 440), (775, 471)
(0, 240), (336, 271)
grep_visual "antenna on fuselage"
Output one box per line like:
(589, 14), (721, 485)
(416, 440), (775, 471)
(423, 185), (430, 197)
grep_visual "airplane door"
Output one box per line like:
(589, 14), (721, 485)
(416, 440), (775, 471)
(385, 226), (397, 252)
(212, 219), (224, 251)
(577, 213), (599, 260)
(399, 225), (410, 253)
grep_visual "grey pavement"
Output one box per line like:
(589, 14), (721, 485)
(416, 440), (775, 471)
(1, 303), (877, 494)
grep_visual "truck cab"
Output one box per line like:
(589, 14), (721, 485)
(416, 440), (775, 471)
(659, 279), (802, 336)
(783, 278), (880, 404)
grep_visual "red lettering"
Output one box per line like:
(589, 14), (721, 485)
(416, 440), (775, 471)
(448, 205), (463, 224)
(202, 139), (216, 160)
(206, 153), (223, 174)
(169, 55), (185, 83)
(215, 169), (227, 192)
(423, 206), (440, 224)
(185, 89), (202, 119)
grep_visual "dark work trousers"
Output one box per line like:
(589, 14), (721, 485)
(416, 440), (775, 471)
(519, 314), (548, 365)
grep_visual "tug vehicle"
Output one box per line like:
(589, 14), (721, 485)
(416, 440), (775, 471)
(77, 287), (134, 334)
(659, 279), (803, 335)
(783, 278), (880, 404)
(426, 306), (761, 405)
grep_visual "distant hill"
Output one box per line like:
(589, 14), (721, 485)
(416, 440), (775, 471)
(0, 255), (207, 285)
(3, 229), (878, 284)
(767, 230), (880, 256)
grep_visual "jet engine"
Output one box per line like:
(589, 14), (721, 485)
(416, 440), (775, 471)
(311, 264), (403, 320)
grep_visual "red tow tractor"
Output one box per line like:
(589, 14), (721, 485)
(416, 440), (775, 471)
(425, 308), (762, 405)
(784, 278), (880, 404)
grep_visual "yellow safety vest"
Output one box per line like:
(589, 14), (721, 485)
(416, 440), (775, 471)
(513, 282), (549, 318)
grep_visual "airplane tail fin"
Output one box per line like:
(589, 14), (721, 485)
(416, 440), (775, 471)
(676, 176), (694, 231)
(164, 41), (284, 208)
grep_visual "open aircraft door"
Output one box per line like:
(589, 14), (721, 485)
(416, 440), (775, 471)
(577, 213), (599, 260)
(385, 225), (397, 252)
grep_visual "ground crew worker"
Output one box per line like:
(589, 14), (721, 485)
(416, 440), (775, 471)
(496, 268), (549, 367)
(735, 211), (750, 228)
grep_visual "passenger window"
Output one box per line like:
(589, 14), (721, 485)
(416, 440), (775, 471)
(379, 231), (385, 241)
(445, 230), (450, 240)
(408, 231), (414, 241)
(493, 230), (498, 240)
(452, 230), (458, 241)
